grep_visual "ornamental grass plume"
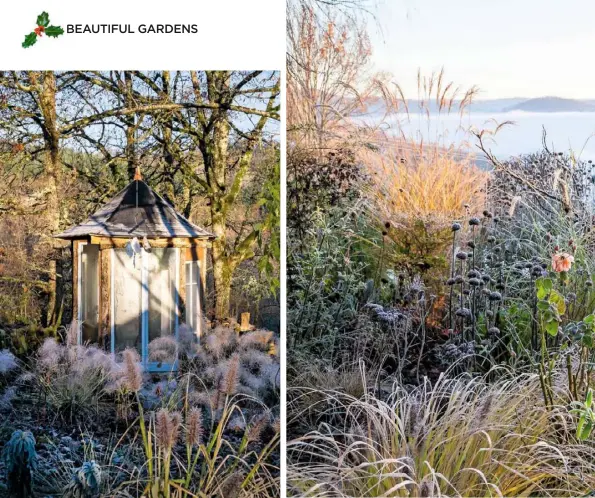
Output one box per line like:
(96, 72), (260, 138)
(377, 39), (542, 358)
(220, 353), (240, 396)
(38, 338), (63, 371)
(120, 348), (142, 392)
(148, 336), (178, 364)
(155, 408), (182, 494)
(552, 252), (574, 272)
(239, 330), (274, 351)
(247, 411), (270, 442)
(186, 408), (203, 447)
(0, 349), (17, 374)
(156, 409), (182, 451)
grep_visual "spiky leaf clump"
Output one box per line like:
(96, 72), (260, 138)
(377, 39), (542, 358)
(63, 461), (102, 498)
(3, 430), (37, 497)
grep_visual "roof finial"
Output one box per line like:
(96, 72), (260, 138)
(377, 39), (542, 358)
(133, 166), (142, 181)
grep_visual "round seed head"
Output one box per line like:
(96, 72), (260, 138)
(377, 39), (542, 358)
(489, 291), (503, 302)
(455, 308), (472, 318)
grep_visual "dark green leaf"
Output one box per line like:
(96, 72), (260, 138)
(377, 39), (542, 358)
(22, 32), (38, 48)
(37, 12), (50, 27)
(45, 26), (64, 38)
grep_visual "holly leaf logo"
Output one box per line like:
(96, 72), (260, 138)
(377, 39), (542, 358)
(22, 12), (64, 48)
(45, 26), (64, 38)
(22, 33), (38, 48)
(36, 12), (50, 28)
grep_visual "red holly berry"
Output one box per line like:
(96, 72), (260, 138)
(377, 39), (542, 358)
(34, 25), (45, 37)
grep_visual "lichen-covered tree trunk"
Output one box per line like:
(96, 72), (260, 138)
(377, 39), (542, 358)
(207, 72), (234, 320)
(35, 71), (62, 326)
(198, 71), (278, 321)
(211, 246), (236, 321)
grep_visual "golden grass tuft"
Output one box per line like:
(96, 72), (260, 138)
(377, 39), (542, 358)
(288, 370), (595, 497)
(364, 140), (488, 227)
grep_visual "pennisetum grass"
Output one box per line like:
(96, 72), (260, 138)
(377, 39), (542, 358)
(288, 367), (595, 497)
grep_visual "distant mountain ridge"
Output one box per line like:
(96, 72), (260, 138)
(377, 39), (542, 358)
(502, 97), (595, 112)
(365, 96), (595, 114)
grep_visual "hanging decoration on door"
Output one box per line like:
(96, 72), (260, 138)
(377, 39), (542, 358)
(142, 235), (152, 253)
(125, 237), (143, 267)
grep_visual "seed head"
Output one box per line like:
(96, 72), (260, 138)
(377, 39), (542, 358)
(156, 409), (182, 451)
(186, 408), (203, 447)
(455, 308), (472, 318)
(220, 353), (240, 396)
(247, 412), (270, 442)
(488, 291), (502, 302)
(122, 348), (142, 392)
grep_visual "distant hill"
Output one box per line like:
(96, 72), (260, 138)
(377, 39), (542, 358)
(503, 97), (595, 113)
(363, 96), (595, 115)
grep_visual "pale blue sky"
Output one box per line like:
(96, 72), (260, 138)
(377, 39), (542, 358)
(369, 0), (595, 99)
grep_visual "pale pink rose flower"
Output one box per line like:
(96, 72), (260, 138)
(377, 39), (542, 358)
(552, 252), (574, 272)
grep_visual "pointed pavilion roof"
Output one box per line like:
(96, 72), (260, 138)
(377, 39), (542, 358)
(55, 179), (215, 240)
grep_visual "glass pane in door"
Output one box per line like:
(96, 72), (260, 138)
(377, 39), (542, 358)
(148, 248), (177, 345)
(185, 261), (201, 336)
(81, 244), (99, 344)
(113, 249), (142, 353)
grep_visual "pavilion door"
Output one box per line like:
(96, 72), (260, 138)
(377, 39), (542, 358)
(78, 242), (100, 344)
(185, 260), (202, 338)
(111, 247), (180, 369)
